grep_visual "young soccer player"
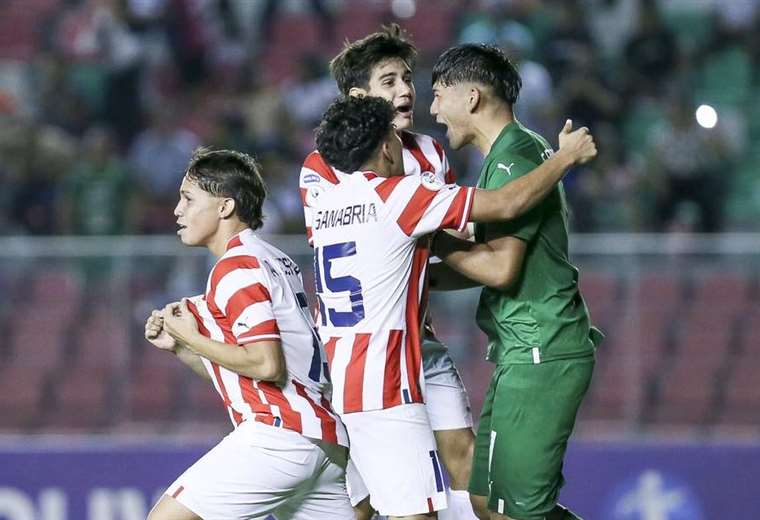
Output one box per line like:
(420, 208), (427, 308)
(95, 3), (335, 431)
(298, 25), (478, 519)
(144, 148), (353, 520)
(309, 95), (595, 520)
(429, 43), (602, 520)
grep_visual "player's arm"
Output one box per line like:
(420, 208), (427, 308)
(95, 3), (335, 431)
(144, 311), (210, 380)
(161, 300), (286, 384)
(428, 260), (482, 290)
(431, 232), (526, 291)
(469, 120), (595, 223)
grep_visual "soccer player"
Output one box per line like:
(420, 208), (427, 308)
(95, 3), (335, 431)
(143, 148), (353, 520)
(298, 25), (478, 519)
(309, 95), (595, 520)
(429, 44), (602, 520)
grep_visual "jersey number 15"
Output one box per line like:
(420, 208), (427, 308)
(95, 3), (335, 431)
(313, 242), (365, 327)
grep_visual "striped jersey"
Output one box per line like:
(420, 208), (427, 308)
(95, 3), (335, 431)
(185, 228), (348, 446)
(299, 131), (455, 246)
(304, 165), (474, 414)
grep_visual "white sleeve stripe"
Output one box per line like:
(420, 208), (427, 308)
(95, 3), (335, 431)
(458, 187), (475, 232)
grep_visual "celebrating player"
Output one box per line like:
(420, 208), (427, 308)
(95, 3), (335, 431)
(298, 25), (478, 519)
(144, 148), (353, 520)
(429, 43), (602, 520)
(309, 95), (595, 519)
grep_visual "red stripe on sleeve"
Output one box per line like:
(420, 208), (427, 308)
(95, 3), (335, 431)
(397, 184), (438, 236)
(382, 330), (403, 408)
(186, 300), (211, 338)
(293, 380), (338, 444)
(237, 319), (280, 341)
(343, 334), (370, 413)
(260, 381), (303, 433)
(171, 486), (184, 499)
(303, 151), (339, 184)
(208, 256), (261, 303)
(225, 283), (272, 326)
(439, 187), (469, 230)
(374, 175), (406, 202)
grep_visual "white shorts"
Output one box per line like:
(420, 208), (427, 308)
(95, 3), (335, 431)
(165, 421), (353, 519)
(340, 404), (447, 517)
(422, 338), (474, 431)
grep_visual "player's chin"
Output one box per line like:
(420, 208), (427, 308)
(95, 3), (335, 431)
(393, 113), (413, 130)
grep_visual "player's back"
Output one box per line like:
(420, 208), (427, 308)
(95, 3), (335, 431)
(309, 171), (473, 415)
(189, 229), (347, 445)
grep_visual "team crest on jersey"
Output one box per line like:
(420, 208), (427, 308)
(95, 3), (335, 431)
(421, 171), (443, 191)
(306, 185), (325, 206)
(303, 173), (321, 184)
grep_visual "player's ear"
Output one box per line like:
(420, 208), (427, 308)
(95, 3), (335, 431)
(219, 197), (236, 219)
(348, 87), (368, 98)
(467, 87), (481, 113)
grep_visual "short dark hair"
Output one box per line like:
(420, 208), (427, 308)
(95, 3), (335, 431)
(185, 148), (267, 230)
(315, 96), (396, 173)
(432, 43), (522, 105)
(330, 24), (417, 95)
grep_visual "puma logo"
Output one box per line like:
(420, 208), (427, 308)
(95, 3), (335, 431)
(496, 162), (515, 175)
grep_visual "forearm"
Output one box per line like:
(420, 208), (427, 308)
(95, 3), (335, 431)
(174, 343), (211, 380)
(472, 149), (573, 222)
(428, 261), (482, 291)
(181, 333), (285, 382)
(433, 232), (514, 289)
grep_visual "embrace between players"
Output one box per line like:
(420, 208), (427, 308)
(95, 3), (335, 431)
(144, 25), (600, 520)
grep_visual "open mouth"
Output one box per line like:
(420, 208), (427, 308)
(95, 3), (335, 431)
(395, 103), (412, 115)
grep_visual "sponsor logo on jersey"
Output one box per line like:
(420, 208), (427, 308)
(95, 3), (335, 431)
(497, 162), (515, 175)
(421, 171), (444, 191)
(306, 185), (325, 206)
(303, 173), (321, 184)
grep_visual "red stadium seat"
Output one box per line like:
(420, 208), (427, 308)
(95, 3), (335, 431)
(44, 367), (112, 431)
(125, 363), (180, 422)
(652, 358), (718, 425)
(718, 360), (760, 426)
(0, 365), (47, 430)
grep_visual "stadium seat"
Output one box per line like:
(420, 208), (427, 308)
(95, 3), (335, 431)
(125, 363), (179, 423)
(578, 271), (620, 331)
(717, 361), (760, 426)
(44, 367), (112, 431)
(652, 358), (718, 425)
(72, 308), (130, 369)
(0, 365), (47, 430)
(182, 374), (229, 426)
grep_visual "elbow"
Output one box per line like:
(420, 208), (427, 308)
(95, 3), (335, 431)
(486, 271), (516, 291)
(257, 355), (287, 383)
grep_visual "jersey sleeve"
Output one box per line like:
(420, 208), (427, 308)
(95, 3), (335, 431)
(299, 151), (340, 247)
(479, 154), (546, 242)
(208, 255), (281, 345)
(375, 174), (475, 239)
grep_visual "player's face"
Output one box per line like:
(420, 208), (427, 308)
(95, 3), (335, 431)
(174, 176), (224, 247)
(366, 58), (415, 130)
(430, 81), (472, 150)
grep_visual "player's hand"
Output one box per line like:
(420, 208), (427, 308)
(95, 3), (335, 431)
(557, 119), (597, 165)
(161, 298), (199, 347)
(144, 310), (177, 352)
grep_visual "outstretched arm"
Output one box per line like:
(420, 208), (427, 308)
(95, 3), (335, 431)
(469, 120), (595, 222)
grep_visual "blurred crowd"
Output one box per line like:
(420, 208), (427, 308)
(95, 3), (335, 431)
(0, 0), (759, 237)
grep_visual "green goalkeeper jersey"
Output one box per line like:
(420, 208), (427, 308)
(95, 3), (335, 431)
(474, 121), (602, 365)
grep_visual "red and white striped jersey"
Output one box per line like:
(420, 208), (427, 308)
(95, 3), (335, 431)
(185, 229), (348, 446)
(299, 131), (455, 246)
(306, 168), (474, 414)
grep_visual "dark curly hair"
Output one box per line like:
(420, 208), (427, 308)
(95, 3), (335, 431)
(184, 148), (267, 230)
(315, 96), (396, 173)
(330, 23), (417, 95)
(432, 43), (522, 106)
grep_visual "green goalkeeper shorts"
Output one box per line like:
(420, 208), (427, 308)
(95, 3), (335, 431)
(469, 356), (594, 519)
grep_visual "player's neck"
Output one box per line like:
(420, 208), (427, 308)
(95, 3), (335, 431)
(473, 107), (515, 156)
(207, 221), (249, 257)
(361, 157), (399, 178)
